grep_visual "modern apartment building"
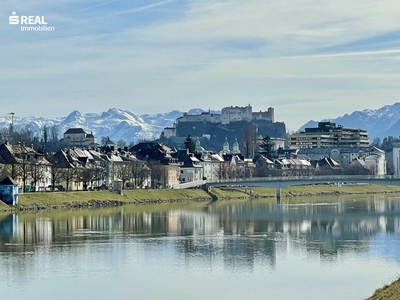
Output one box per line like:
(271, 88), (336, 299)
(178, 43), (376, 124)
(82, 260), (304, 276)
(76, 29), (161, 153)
(289, 122), (369, 149)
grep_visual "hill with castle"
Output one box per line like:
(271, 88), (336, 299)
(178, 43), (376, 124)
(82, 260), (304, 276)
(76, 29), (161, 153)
(159, 104), (286, 154)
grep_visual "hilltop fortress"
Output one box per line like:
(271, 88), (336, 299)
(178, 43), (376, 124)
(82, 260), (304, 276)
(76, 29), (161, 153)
(161, 105), (285, 154)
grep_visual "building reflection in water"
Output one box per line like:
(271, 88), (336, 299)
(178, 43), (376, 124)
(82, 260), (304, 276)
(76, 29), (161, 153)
(1, 194), (400, 277)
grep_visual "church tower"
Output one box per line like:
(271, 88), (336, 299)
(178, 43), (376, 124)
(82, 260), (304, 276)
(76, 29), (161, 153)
(232, 136), (240, 154)
(222, 136), (230, 153)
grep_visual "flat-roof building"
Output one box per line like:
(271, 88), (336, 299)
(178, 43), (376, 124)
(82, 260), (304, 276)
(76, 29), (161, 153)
(290, 122), (369, 149)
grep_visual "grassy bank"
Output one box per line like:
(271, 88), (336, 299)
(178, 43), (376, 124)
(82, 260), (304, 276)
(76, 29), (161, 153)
(366, 278), (400, 300)
(212, 184), (400, 199)
(0, 184), (399, 212)
(7, 189), (212, 212)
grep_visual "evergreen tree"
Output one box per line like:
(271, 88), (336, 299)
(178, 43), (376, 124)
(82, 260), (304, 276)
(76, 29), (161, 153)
(184, 135), (196, 153)
(258, 135), (278, 160)
(43, 125), (48, 145)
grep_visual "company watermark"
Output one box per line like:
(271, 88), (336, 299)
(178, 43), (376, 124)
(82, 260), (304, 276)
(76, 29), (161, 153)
(9, 12), (55, 31)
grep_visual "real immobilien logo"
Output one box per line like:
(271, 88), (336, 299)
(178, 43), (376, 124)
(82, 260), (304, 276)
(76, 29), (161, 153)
(9, 12), (55, 31)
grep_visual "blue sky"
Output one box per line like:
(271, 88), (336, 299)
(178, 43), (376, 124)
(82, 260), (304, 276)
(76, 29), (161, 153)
(1, 0), (400, 131)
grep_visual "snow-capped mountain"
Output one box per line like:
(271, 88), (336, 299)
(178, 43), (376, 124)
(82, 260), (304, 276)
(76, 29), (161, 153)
(0, 108), (218, 144)
(299, 102), (400, 139)
(6, 102), (399, 145)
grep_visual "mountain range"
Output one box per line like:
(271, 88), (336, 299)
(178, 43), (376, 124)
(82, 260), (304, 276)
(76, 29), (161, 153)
(0, 108), (219, 144)
(1, 103), (399, 144)
(300, 102), (400, 140)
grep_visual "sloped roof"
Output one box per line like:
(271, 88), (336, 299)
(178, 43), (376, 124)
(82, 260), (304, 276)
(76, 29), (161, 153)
(210, 153), (224, 162)
(36, 156), (52, 166)
(0, 143), (22, 164)
(121, 154), (142, 163)
(173, 150), (201, 167)
(109, 153), (124, 162)
(280, 159), (312, 167)
(64, 128), (86, 134)
(50, 150), (76, 168)
(0, 176), (18, 185)
(318, 157), (342, 169)
(88, 150), (108, 161)
(372, 146), (384, 153)
(0, 154), (6, 164)
(351, 158), (370, 169)
(258, 154), (274, 164)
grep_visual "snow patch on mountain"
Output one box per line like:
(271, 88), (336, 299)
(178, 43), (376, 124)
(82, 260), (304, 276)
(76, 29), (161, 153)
(300, 102), (400, 139)
(0, 108), (217, 144)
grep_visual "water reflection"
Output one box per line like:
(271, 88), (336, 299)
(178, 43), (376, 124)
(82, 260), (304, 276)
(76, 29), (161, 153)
(1, 194), (400, 300)
(0, 194), (399, 262)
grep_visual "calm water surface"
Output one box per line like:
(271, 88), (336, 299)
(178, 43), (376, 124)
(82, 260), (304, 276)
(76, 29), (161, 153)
(1, 194), (400, 300)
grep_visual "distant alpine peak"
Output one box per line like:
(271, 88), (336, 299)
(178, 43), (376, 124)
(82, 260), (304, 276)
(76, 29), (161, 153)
(0, 107), (210, 144)
(300, 102), (400, 139)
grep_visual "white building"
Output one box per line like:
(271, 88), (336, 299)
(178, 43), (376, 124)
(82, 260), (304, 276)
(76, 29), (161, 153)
(386, 146), (400, 177)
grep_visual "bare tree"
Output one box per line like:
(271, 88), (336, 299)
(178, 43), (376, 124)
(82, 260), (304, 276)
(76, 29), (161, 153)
(63, 167), (79, 191)
(28, 163), (45, 191)
(129, 160), (151, 188)
(81, 167), (97, 190)
(114, 162), (133, 188)
(147, 161), (162, 188)
(215, 162), (231, 180)
(50, 125), (59, 142)
(15, 155), (31, 193)
(242, 123), (257, 158)
(50, 166), (64, 191)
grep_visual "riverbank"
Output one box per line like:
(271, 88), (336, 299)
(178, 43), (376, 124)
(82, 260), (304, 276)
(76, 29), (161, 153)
(366, 278), (400, 300)
(1, 183), (399, 212)
(8, 189), (212, 212)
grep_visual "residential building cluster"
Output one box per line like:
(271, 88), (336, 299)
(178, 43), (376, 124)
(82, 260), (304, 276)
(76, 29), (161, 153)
(287, 121), (386, 176)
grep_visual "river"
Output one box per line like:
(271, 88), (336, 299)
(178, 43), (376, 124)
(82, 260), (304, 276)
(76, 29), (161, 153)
(1, 193), (400, 300)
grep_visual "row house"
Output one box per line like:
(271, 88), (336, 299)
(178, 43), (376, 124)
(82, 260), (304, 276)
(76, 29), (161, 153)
(0, 140), (153, 192)
(48, 149), (85, 191)
(173, 150), (203, 183)
(116, 152), (151, 189)
(254, 154), (314, 177)
(276, 158), (314, 176)
(297, 147), (386, 176)
(130, 141), (180, 188)
(51, 148), (151, 191)
(0, 142), (52, 192)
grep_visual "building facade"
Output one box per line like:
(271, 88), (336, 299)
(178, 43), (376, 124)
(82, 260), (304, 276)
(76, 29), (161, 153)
(63, 128), (97, 148)
(290, 122), (369, 149)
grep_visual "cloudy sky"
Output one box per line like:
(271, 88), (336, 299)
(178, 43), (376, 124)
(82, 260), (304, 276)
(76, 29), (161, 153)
(1, 0), (400, 131)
